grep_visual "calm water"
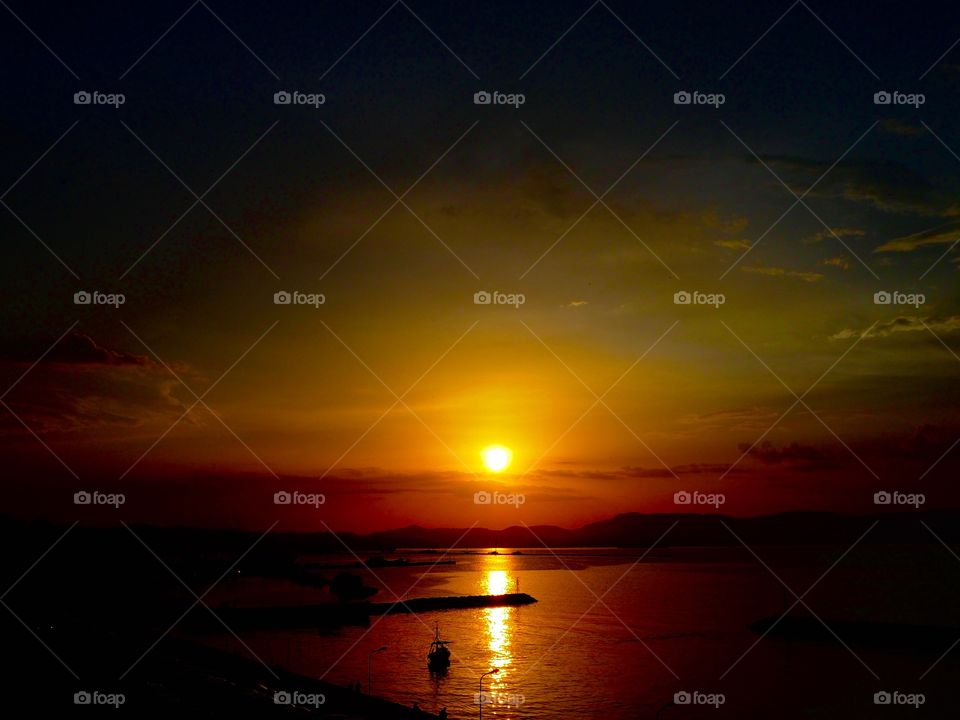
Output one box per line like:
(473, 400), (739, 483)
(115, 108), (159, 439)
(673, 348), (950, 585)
(204, 547), (960, 718)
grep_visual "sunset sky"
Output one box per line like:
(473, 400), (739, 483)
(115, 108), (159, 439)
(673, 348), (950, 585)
(2, 0), (960, 531)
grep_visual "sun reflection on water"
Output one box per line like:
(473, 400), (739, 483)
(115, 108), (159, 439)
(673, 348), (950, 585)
(486, 568), (509, 595)
(483, 566), (513, 690)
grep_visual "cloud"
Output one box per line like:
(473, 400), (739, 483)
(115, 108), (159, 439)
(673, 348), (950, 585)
(702, 210), (749, 235)
(758, 155), (957, 217)
(566, 300), (589, 307)
(684, 406), (782, 433)
(694, 406), (776, 422)
(0, 334), (187, 434)
(0, 332), (153, 367)
(49, 333), (153, 366)
(737, 441), (843, 472)
(831, 315), (960, 340)
(542, 463), (746, 480)
(803, 227), (865, 245)
(625, 463), (737, 477)
(879, 118), (923, 136)
(741, 265), (823, 283)
(821, 424), (960, 470)
(821, 256), (851, 270)
(714, 239), (751, 250)
(874, 221), (960, 253)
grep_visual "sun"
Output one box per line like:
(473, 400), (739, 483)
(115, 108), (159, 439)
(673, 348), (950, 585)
(481, 444), (512, 473)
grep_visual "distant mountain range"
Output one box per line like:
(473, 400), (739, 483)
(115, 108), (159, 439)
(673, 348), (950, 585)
(7, 511), (958, 557)
(331, 510), (960, 551)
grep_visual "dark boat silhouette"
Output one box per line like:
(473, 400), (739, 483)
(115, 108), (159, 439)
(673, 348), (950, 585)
(427, 623), (452, 670)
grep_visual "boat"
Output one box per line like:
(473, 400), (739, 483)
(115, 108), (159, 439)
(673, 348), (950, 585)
(426, 623), (452, 670)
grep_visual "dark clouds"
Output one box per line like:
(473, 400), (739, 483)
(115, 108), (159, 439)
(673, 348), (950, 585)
(759, 154), (959, 218)
(0, 333), (185, 434)
(738, 440), (844, 472)
(46, 332), (153, 366)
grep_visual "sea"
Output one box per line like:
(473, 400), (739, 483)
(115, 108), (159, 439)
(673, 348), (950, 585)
(203, 545), (960, 718)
